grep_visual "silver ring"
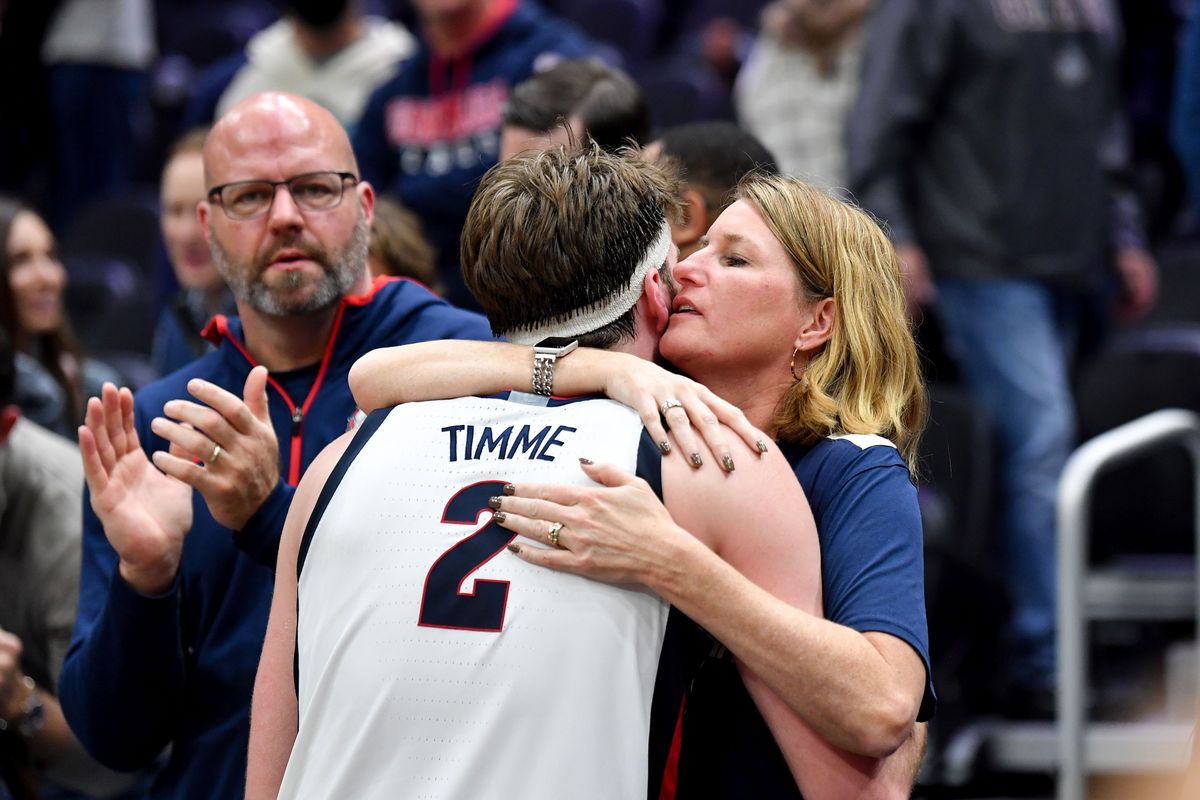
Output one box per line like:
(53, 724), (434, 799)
(209, 444), (222, 464)
(659, 398), (683, 416)
(547, 521), (564, 548)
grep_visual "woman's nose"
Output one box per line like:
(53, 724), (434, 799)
(672, 252), (705, 286)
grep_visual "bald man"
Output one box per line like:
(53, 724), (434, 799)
(58, 92), (492, 800)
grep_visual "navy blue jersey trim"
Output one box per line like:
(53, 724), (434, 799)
(293, 406), (389, 697)
(636, 428), (664, 502)
(296, 407), (390, 579)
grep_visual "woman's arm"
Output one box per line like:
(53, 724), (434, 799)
(496, 460), (926, 759)
(349, 341), (769, 469)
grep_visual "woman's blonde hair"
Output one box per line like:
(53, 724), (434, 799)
(737, 174), (927, 475)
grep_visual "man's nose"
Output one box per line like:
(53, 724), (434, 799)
(266, 184), (304, 230)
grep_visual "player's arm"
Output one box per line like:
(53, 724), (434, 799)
(246, 431), (353, 799)
(349, 341), (765, 464)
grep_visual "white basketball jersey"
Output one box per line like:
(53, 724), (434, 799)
(279, 395), (670, 800)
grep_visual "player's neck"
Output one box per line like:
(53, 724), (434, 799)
(610, 335), (656, 364)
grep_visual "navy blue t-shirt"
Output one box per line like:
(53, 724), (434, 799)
(674, 434), (935, 799)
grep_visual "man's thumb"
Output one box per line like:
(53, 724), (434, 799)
(244, 365), (271, 419)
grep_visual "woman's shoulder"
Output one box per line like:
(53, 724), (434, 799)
(784, 432), (907, 475)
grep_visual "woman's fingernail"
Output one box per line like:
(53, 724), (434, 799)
(507, 543), (521, 554)
(690, 453), (703, 467)
(493, 511), (507, 524)
(488, 496), (502, 509)
(756, 440), (769, 454)
(502, 483), (516, 496)
(722, 455), (735, 471)
(658, 440), (671, 455)
(579, 457), (594, 465)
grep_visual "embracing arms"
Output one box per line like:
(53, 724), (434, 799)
(351, 340), (766, 469)
(350, 342), (929, 763)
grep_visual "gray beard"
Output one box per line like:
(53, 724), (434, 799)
(212, 212), (369, 316)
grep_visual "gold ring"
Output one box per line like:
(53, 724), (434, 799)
(659, 398), (683, 416)
(209, 444), (222, 464)
(547, 521), (564, 547)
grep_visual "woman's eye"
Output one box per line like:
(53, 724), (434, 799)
(722, 255), (746, 267)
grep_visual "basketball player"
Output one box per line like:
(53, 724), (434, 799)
(247, 146), (875, 798)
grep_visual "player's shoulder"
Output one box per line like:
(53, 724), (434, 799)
(661, 424), (800, 508)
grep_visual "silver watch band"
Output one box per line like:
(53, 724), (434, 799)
(532, 352), (557, 396)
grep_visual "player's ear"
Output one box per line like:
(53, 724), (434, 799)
(641, 268), (671, 334)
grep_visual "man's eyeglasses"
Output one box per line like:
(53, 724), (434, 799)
(207, 171), (359, 220)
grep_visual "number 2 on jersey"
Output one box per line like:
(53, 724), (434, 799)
(419, 480), (516, 632)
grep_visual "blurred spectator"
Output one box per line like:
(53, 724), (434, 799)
(152, 128), (235, 377)
(41, 0), (155, 232)
(368, 196), (441, 291)
(0, 331), (135, 800)
(1117, 0), (1186, 241)
(848, 0), (1158, 716)
(498, 57), (649, 159)
(735, 0), (868, 190)
(645, 120), (778, 258)
(1173, 2), (1200, 215)
(0, 198), (119, 438)
(0, 1), (60, 209)
(354, 0), (592, 309)
(182, 0), (415, 132)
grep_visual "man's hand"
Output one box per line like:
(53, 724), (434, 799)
(79, 384), (193, 595)
(150, 366), (280, 531)
(894, 243), (937, 321)
(1114, 245), (1159, 321)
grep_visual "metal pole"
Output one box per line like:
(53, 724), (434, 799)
(1056, 409), (1200, 800)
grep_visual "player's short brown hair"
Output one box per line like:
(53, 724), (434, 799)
(461, 143), (680, 346)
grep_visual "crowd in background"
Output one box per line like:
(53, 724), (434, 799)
(1, 0), (1200, 798)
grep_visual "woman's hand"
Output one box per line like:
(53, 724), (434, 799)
(494, 460), (701, 589)
(598, 354), (770, 470)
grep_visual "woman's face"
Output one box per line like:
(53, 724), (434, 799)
(660, 199), (806, 379)
(161, 151), (223, 292)
(7, 210), (67, 336)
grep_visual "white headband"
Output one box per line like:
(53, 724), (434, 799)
(504, 221), (673, 345)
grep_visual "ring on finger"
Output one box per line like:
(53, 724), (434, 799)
(659, 398), (683, 416)
(547, 521), (564, 548)
(209, 444), (222, 464)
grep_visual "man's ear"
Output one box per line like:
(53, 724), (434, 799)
(198, 200), (213, 246)
(357, 181), (376, 227)
(0, 405), (20, 446)
(671, 188), (709, 253)
(641, 268), (672, 335)
(793, 297), (836, 355)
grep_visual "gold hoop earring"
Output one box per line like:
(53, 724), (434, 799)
(790, 347), (803, 383)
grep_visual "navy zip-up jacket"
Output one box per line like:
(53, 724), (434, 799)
(59, 277), (492, 799)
